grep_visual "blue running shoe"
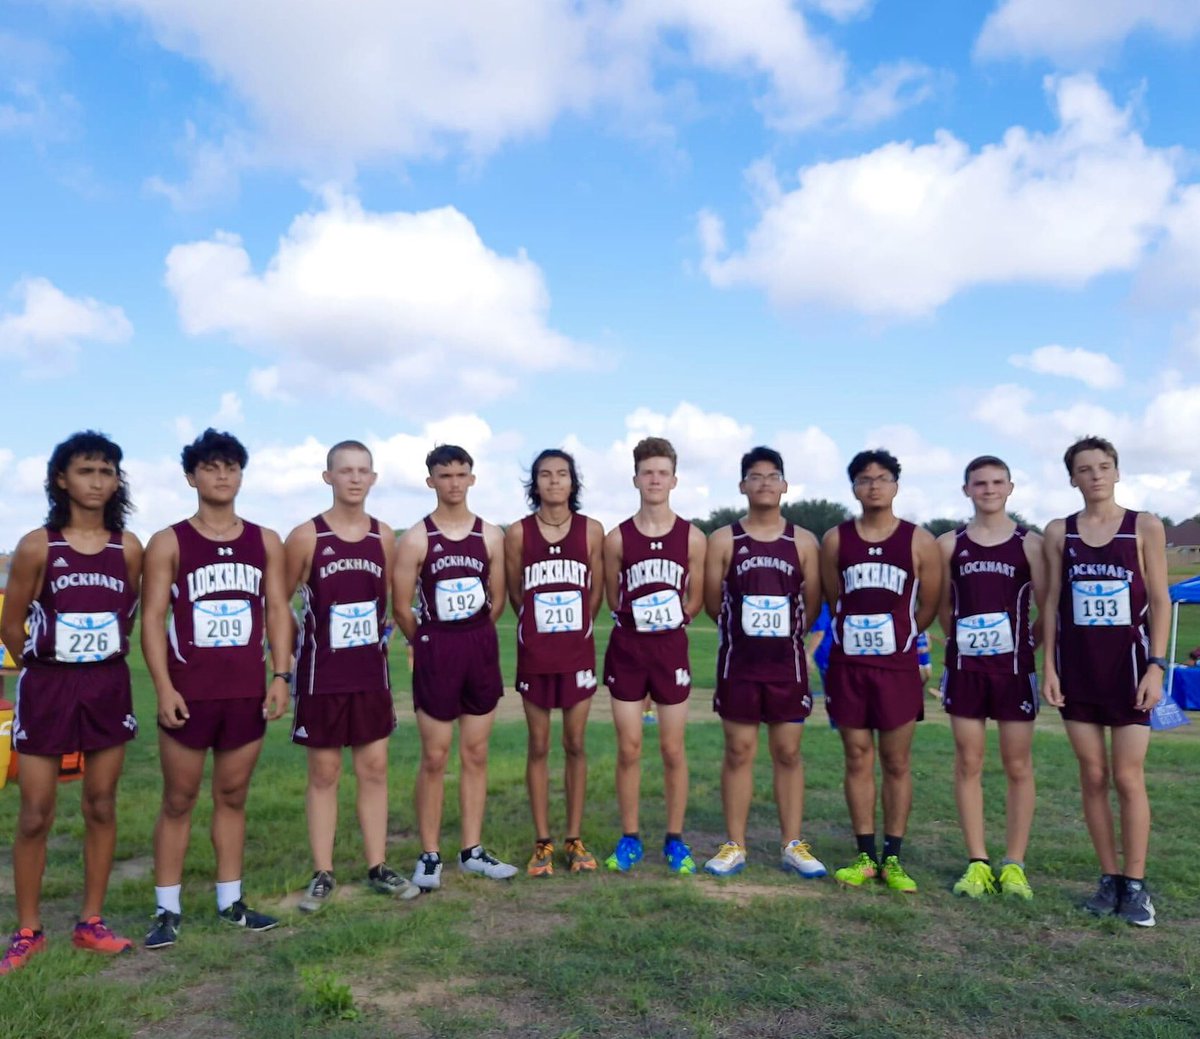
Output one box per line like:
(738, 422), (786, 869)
(664, 838), (697, 875)
(604, 836), (644, 872)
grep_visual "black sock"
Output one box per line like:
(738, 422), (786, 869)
(564, 836), (579, 845)
(623, 832), (640, 841)
(367, 864), (385, 879)
(855, 833), (878, 863)
(665, 832), (683, 845)
(882, 835), (903, 861)
(969, 858), (989, 866)
(459, 846), (481, 863)
(535, 836), (552, 846)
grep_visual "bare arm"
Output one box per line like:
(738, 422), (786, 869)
(140, 528), (190, 727)
(913, 526), (942, 633)
(504, 521), (524, 614)
(283, 521), (316, 599)
(483, 522), (507, 623)
(122, 531), (144, 609)
(378, 520), (397, 619)
(262, 528), (293, 721)
(703, 526), (732, 622)
(0, 530), (47, 662)
(586, 518), (605, 618)
(1136, 512), (1170, 710)
(1041, 519), (1066, 706)
(819, 526), (841, 613)
(684, 523), (707, 620)
(391, 525), (427, 642)
(935, 531), (955, 642)
(603, 526), (623, 614)
(1023, 530), (1047, 649)
(797, 528), (822, 636)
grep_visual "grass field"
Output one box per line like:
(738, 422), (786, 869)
(1, 580), (1199, 1039)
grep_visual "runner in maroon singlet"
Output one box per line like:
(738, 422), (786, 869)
(1043, 436), (1170, 926)
(701, 447), (826, 880)
(601, 437), (706, 875)
(285, 440), (416, 911)
(140, 429), (293, 949)
(505, 449), (604, 877)
(0, 433), (142, 973)
(393, 444), (515, 890)
(937, 456), (1045, 900)
(820, 449), (940, 894)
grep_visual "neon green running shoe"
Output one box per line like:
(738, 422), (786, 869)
(834, 852), (878, 888)
(998, 862), (1033, 900)
(952, 861), (997, 898)
(881, 855), (918, 894)
(664, 838), (697, 875)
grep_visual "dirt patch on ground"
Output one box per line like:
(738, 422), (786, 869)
(696, 877), (824, 905)
(131, 981), (233, 1039)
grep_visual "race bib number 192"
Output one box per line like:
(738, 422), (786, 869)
(435, 577), (484, 622)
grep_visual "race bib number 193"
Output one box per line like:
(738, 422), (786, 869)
(1072, 581), (1131, 626)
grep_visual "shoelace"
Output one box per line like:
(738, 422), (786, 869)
(716, 843), (743, 861)
(788, 841), (813, 858)
(78, 918), (115, 939)
(5, 931), (38, 958)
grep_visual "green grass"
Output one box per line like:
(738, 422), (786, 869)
(0, 576), (1198, 1038)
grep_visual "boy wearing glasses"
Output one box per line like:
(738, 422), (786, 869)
(701, 447), (825, 878)
(820, 449), (941, 893)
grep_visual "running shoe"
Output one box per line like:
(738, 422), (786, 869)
(704, 841), (747, 877)
(527, 841), (555, 878)
(881, 855), (918, 894)
(144, 910), (181, 950)
(834, 852), (878, 888)
(217, 900), (279, 932)
(564, 838), (598, 873)
(459, 846), (518, 880)
(663, 838), (697, 875)
(998, 862), (1033, 901)
(412, 852), (443, 891)
(1084, 874), (1121, 916)
(368, 864), (421, 901)
(780, 839), (827, 879)
(642, 707), (657, 725)
(1116, 879), (1156, 928)
(953, 861), (997, 898)
(299, 870), (335, 914)
(605, 835), (644, 872)
(72, 916), (133, 954)
(0, 928), (46, 975)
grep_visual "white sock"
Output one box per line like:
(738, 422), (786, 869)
(155, 884), (182, 915)
(215, 880), (242, 912)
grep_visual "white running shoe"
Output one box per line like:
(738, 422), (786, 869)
(459, 846), (518, 880)
(781, 839), (827, 878)
(412, 852), (443, 891)
(704, 841), (747, 877)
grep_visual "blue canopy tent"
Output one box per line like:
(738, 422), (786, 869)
(1167, 575), (1200, 709)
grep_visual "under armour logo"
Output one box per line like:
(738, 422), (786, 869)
(548, 545), (561, 555)
(123, 714), (138, 732)
(518, 682), (529, 692)
(1020, 702), (1033, 714)
(868, 546), (883, 556)
(651, 541), (663, 551)
(217, 547), (234, 557)
(322, 546), (336, 556)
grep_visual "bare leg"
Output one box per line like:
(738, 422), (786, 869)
(523, 700), (552, 839)
(1110, 725), (1152, 877)
(610, 698), (645, 833)
(657, 700), (690, 835)
(12, 754), (60, 931)
(210, 739), (263, 883)
(458, 709), (497, 849)
(351, 738), (391, 867)
(951, 716), (988, 860)
(153, 733), (206, 886)
(305, 746), (343, 873)
(719, 720), (759, 846)
(878, 722), (916, 838)
(1063, 721), (1119, 875)
(561, 697), (592, 838)
(768, 722), (804, 842)
(79, 744), (126, 919)
(997, 720), (1035, 863)
(414, 710), (453, 853)
(839, 727), (877, 835)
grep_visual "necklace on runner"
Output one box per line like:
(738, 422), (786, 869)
(194, 515), (241, 540)
(537, 510), (571, 528)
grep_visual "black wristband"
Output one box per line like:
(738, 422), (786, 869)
(1147, 657), (1169, 670)
(272, 671), (293, 683)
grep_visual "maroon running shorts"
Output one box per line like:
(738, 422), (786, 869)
(12, 661), (136, 756)
(411, 622), (504, 721)
(161, 695), (266, 751)
(825, 660), (924, 731)
(517, 670), (597, 712)
(292, 687), (397, 748)
(603, 627), (691, 706)
(942, 670), (1039, 723)
(714, 677), (812, 725)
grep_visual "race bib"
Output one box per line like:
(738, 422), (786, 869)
(534, 590), (584, 634)
(842, 613), (897, 656)
(956, 612), (1014, 657)
(1072, 580), (1131, 626)
(632, 589), (684, 632)
(55, 611), (120, 663)
(192, 599), (254, 648)
(330, 600), (379, 649)
(741, 595), (791, 638)
(435, 577), (485, 622)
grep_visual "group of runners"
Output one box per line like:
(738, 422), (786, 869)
(0, 426), (1173, 974)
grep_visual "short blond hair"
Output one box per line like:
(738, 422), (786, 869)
(633, 436), (677, 473)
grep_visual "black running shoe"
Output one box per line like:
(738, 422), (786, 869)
(1116, 879), (1156, 928)
(218, 900), (279, 932)
(368, 863), (420, 901)
(298, 870), (335, 914)
(1083, 874), (1122, 916)
(145, 909), (181, 950)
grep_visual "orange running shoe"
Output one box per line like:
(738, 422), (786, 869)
(565, 838), (597, 872)
(72, 916), (133, 955)
(0, 928), (47, 975)
(527, 840), (555, 878)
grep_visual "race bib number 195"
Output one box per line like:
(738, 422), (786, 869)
(55, 611), (120, 663)
(842, 613), (897, 656)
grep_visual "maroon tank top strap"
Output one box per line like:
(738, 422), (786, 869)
(313, 514), (331, 535)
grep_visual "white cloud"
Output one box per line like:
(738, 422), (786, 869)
(977, 0), (1200, 62)
(212, 391), (244, 426)
(700, 75), (1178, 317)
(164, 191), (587, 415)
(1009, 345), (1125, 389)
(89, 0), (928, 191)
(0, 277), (133, 375)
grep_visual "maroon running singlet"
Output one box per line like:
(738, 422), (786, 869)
(12, 528), (137, 756)
(1056, 510), (1149, 726)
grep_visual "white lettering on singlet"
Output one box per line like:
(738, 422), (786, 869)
(735, 556), (795, 578)
(625, 557), (685, 593)
(318, 557), (383, 580)
(186, 562), (264, 602)
(50, 572), (126, 594)
(1067, 562), (1134, 582)
(958, 560), (1016, 578)
(841, 562), (907, 595)
(524, 558), (588, 591)
(429, 554), (485, 576)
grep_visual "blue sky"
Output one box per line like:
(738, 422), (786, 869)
(2, 1), (1199, 546)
